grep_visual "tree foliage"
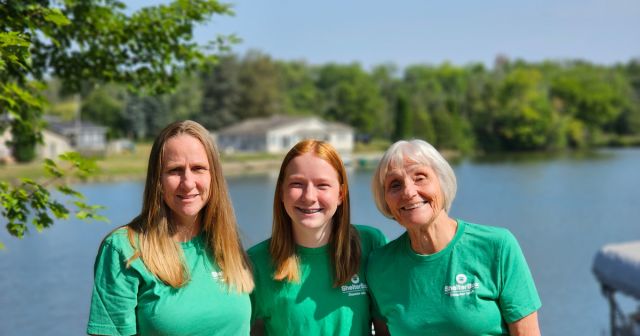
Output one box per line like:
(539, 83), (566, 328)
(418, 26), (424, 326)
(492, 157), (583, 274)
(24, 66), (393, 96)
(0, 0), (233, 246)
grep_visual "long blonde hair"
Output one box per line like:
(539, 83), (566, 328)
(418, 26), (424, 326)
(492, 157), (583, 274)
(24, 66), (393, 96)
(126, 120), (253, 292)
(270, 139), (360, 287)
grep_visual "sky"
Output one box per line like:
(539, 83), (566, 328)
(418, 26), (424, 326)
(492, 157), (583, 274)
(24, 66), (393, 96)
(129, 0), (640, 69)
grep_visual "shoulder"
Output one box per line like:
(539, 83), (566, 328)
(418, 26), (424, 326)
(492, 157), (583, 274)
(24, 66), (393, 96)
(457, 220), (521, 257)
(368, 232), (405, 263)
(354, 225), (385, 240)
(460, 220), (514, 243)
(354, 225), (388, 252)
(100, 227), (134, 257)
(247, 238), (271, 260)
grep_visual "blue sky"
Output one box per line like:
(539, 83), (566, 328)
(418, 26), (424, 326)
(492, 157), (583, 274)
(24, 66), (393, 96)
(129, 0), (640, 68)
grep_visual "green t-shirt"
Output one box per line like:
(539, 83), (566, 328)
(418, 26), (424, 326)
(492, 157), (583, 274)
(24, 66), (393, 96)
(87, 228), (251, 336)
(248, 225), (387, 336)
(367, 220), (541, 336)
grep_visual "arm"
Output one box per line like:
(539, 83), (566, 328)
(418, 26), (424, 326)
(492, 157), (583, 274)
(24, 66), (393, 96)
(87, 231), (139, 336)
(508, 311), (540, 336)
(372, 318), (390, 336)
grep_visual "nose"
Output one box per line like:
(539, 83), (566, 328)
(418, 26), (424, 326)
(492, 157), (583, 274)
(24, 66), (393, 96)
(301, 184), (317, 203)
(401, 179), (417, 199)
(181, 169), (196, 189)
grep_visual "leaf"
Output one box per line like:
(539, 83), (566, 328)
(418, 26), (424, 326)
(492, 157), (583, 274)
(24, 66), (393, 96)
(49, 201), (70, 219)
(42, 8), (71, 26)
(57, 185), (83, 198)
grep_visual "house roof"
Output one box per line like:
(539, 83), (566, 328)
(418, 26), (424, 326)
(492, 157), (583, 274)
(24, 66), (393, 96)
(47, 119), (107, 135)
(217, 115), (352, 135)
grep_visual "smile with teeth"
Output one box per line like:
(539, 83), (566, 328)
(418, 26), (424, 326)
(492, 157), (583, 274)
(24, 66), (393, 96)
(401, 201), (427, 211)
(296, 207), (322, 214)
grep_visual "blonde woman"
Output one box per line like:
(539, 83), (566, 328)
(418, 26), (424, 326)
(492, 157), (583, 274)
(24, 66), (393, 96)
(249, 140), (387, 335)
(87, 120), (253, 335)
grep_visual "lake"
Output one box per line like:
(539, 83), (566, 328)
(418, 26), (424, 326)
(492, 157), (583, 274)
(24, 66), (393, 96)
(1, 148), (639, 335)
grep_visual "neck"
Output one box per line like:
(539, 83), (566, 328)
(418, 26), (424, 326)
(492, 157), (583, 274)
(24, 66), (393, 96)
(293, 223), (332, 248)
(406, 213), (457, 255)
(172, 216), (201, 243)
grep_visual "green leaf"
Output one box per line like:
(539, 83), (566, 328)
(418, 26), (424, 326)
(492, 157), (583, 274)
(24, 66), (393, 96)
(57, 185), (83, 198)
(49, 201), (70, 219)
(42, 8), (71, 26)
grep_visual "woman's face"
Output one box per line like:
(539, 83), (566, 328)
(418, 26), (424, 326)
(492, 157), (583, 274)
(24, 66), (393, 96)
(161, 134), (211, 227)
(383, 160), (446, 229)
(281, 153), (343, 240)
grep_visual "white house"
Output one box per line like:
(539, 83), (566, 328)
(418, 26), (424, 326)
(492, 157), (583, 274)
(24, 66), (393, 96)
(0, 128), (73, 162)
(38, 129), (73, 159)
(47, 119), (107, 154)
(215, 115), (354, 155)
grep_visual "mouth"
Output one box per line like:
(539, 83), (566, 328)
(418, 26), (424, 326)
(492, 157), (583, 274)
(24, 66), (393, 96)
(296, 207), (323, 214)
(178, 194), (199, 200)
(401, 201), (427, 211)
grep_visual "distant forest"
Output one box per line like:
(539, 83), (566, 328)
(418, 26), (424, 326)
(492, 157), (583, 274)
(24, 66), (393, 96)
(45, 51), (640, 153)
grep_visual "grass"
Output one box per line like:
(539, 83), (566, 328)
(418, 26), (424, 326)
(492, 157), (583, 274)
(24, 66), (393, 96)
(0, 143), (288, 183)
(0, 139), (395, 183)
(0, 143), (152, 183)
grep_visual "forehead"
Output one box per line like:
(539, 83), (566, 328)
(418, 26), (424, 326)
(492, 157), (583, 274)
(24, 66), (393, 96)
(285, 153), (339, 179)
(385, 159), (433, 177)
(162, 135), (208, 162)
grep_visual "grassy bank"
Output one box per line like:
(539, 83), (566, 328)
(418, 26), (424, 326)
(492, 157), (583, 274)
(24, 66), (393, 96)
(0, 143), (290, 183)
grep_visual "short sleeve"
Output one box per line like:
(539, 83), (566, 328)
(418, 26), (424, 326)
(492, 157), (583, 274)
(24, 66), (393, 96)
(372, 228), (388, 249)
(87, 237), (140, 336)
(497, 230), (542, 323)
(355, 225), (388, 254)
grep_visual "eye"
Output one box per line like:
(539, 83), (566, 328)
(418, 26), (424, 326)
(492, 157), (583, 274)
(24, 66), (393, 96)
(317, 183), (331, 190)
(289, 181), (303, 188)
(193, 166), (208, 172)
(387, 179), (402, 191)
(167, 167), (181, 174)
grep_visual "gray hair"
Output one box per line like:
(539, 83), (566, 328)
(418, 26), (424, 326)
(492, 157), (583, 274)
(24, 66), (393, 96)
(371, 139), (457, 218)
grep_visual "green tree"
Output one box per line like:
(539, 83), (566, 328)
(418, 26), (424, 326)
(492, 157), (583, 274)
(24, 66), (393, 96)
(495, 68), (555, 150)
(81, 84), (128, 139)
(392, 92), (412, 141)
(550, 63), (628, 143)
(317, 63), (386, 137)
(277, 60), (320, 116)
(0, 0), (234, 247)
(198, 56), (242, 130)
(236, 50), (283, 119)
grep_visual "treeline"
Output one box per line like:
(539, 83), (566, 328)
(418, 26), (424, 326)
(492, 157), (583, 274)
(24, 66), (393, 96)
(49, 51), (640, 152)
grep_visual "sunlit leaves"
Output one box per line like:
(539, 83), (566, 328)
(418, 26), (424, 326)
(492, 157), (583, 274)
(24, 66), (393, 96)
(0, 152), (108, 249)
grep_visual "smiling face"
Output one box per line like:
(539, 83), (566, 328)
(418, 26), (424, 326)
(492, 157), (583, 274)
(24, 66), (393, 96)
(383, 159), (447, 230)
(281, 152), (343, 245)
(161, 134), (211, 228)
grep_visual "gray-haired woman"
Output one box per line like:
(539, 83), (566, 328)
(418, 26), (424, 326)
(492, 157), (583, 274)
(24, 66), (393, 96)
(367, 139), (541, 336)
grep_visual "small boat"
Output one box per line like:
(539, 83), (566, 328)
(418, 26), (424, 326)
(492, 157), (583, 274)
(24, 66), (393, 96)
(593, 240), (640, 336)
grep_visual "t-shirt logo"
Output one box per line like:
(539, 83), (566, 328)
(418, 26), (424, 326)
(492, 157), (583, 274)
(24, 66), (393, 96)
(341, 273), (368, 297)
(211, 271), (224, 281)
(351, 274), (360, 284)
(444, 273), (480, 297)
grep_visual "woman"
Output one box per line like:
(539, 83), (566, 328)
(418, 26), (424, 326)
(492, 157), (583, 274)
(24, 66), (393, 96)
(368, 139), (541, 336)
(87, 120), (254, 335)
(249, 139), (387, 335)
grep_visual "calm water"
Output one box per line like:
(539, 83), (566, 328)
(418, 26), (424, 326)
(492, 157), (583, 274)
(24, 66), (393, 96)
(1, 148), (639, 335)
